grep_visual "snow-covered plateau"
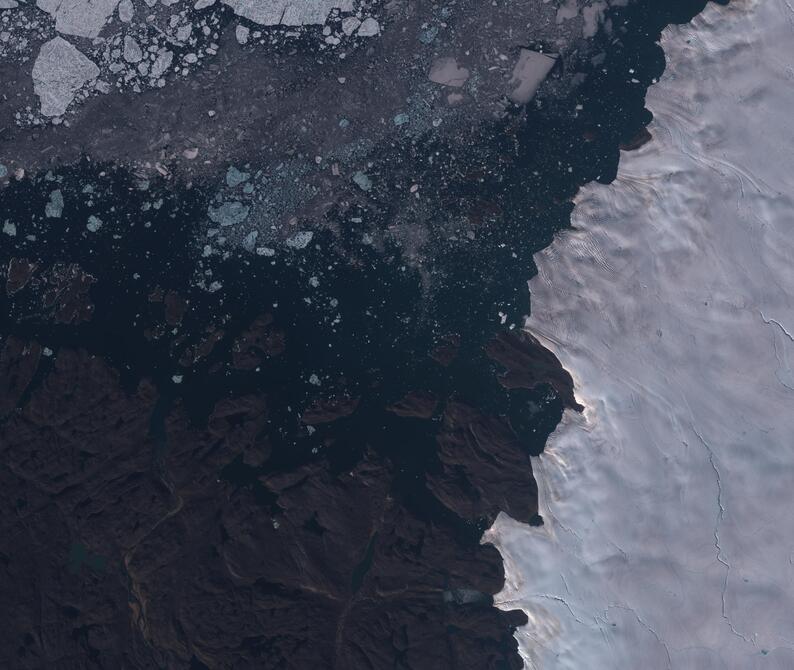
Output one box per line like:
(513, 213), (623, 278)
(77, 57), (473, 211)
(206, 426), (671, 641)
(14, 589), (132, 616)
(485, 1), (794, 668)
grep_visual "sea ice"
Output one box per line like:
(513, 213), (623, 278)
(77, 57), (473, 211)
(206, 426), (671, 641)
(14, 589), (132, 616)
(508, 49), (556, 105)
(225, 166), (250, 188)
(36, 0), (121, 38)
(285, 231), (313, 249)
(150, 50), (174, 78)
(45, 189), (64, 217)
(123, 35), (143, 63)
(208, 201), (250, 226)
(352, 171), (372, 191)
(33, 37), (100, 117)
(118, 0), (133, 22)
(86, 215), (103, 232)
(222, 0), (354, 26)
(428, 57), (470, 88)
(356, 17), (379, 36)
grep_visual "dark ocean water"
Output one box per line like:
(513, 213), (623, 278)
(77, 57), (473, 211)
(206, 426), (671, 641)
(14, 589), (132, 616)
(0, 2), (721, 667)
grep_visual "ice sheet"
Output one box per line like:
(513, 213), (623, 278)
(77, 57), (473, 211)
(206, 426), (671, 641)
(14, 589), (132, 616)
(485, 1), (794, 667)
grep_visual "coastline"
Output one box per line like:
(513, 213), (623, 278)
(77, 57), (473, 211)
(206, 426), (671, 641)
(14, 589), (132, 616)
(486, 0), (794, 667)
(0, 1), (750, 667)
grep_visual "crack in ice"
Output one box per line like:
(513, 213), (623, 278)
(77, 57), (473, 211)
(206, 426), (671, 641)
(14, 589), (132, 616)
(760, 311), (794, 392)
(690, 423), (756, 646)
(531, 594), (587, 626)
(770, 337), (794, 392)
(598, 604), (672, 670)
(760, 311), (794, 342)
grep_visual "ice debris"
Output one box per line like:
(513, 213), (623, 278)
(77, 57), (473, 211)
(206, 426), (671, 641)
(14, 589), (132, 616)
(117, 0), (133, 22)
(208, 201), (249, 226)
(357, 17), (379, 37)
(428, 57), (469, 88)
(235, 24), (250, 45)
(352, 171), (372, 191)
(150, 49), (174, 78)
(45, 189), (64, 218)
(418, 25), (438, 44)
(556, 0), (579, 24)
(123, 35), (142, 63)
(86, 215), (103, 232)
(582, 2), (607, 38)
(508, 49), (557, 104)
(285, 231), (313, 249)
(225, 166), (250, 187)
(242, 230), (258, 251)
(341, 16), (360, 35)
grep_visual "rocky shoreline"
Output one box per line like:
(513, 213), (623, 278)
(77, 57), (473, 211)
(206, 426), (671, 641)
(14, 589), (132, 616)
(0, 1), (723, 667)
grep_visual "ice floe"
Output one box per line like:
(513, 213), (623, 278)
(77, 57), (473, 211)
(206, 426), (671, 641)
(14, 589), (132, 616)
(428, 56), (470, 88)
(44, 188), (64, 217)
(36, 0), (120, 38)
(508, 49), (556, 105)
(222, 0), (354, 27)
(208, 201), (250, 226)
(33, 36), (99, 116)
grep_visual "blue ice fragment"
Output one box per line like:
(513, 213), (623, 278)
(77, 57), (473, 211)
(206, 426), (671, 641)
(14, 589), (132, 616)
(352, 171), (372, 191)
(226, 166), (250, 188)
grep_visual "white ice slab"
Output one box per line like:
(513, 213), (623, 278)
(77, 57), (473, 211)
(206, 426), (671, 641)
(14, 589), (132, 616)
(222, 0), (354, 26)
(33, 37), (99, 117)
(508, 49), (556, 105)
(36, 0), (121, 38)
